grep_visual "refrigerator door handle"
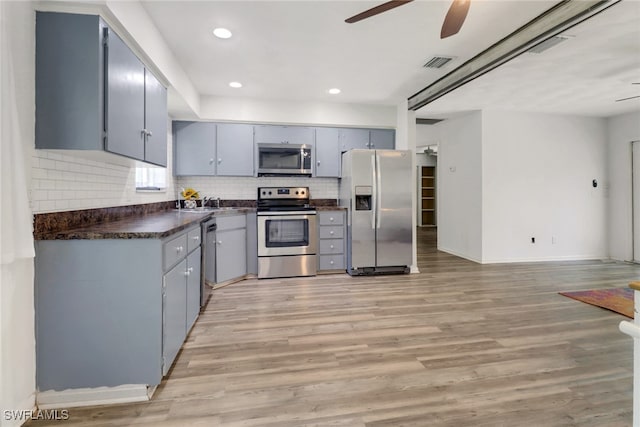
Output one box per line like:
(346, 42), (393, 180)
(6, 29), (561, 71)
(376, 153), (382, 229)
(371, 155), (376, 230)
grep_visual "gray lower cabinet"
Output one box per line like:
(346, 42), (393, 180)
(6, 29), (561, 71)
(35, 12), (167, 167)
(35, 225), (202, 391)
(318, 211), (346, 272)
(173, 122), (254, 176)
(216, 215), (247, 283)
(314, 128), (341, 178)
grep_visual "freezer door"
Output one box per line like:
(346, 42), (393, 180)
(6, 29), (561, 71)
(348, 150), (376, 269)
(375, 150), (412, 267)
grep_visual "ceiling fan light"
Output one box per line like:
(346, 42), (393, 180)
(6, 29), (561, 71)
(328, 88), (341, 95)
(213, 28), (232, 39)
(229, 81), (242, 88)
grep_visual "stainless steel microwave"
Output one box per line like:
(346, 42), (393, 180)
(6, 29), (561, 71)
(257, 143), (312, 176)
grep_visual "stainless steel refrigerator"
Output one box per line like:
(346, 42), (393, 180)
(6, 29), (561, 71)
(339, 149), (412, 275)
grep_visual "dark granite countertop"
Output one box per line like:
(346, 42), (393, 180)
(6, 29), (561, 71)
(35, 208), (255, 240)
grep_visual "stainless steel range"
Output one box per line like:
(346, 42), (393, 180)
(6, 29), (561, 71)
(257, 187), (317, 279)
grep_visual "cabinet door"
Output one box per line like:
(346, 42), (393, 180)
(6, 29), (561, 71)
(106, 28), (145, 161)
(216, 124), (254, 176)
(254, 125), (314, 145)
(144, 69), (168, 167)
(314, 128), (341, 178)
(370, 129), (395, 150)
(163, 259), (187, 375)
(340, 128), (370, 152)
(174, 122), (217, 176)
(216, 228), (247, 283)
(186, 247), (201, 331)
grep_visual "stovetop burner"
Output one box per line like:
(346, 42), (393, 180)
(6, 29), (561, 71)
(257, 186), (312, 212)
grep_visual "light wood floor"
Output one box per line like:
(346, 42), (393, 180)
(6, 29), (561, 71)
(28, 228), (640, 426)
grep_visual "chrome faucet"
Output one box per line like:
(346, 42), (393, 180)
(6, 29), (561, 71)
(216, 197), (221, 208)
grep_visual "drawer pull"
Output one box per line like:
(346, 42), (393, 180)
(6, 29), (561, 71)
(184, 270), (190, 277)
(330, 244), (334, 249)
(330, 260), (334, 265)
(192, 236), (200, 241)
(176, 246), (184, 253)
(329, 230), (334, 235)
(330, 217), (334, 222)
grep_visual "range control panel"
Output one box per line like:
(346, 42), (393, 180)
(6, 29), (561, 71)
(258, 187), (309, 200)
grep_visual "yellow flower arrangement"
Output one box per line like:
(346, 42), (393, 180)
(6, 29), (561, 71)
(181, 187), (200, 200)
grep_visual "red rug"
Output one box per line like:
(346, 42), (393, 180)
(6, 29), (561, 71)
(559, 288), (634, 318)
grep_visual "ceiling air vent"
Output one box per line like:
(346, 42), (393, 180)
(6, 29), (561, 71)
(423, 56), (454, 69)
(416, 118), (443, 125)
(527, 35), (570, 54)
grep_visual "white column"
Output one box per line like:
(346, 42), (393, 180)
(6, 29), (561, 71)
(395, 100), (419, 273)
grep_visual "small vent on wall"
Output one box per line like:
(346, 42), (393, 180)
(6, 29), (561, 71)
(527, 35), (570, 54)
(423, 56), (455, 69)
(416, 118), (443, 125)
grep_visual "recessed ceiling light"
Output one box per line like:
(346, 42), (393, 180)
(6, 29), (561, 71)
(328, 88), (341, 95)
(213, 28), (232, 39)
(229, 81), (242, 88)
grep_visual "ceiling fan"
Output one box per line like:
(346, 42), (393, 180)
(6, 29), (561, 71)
(345, 0), (471, 39)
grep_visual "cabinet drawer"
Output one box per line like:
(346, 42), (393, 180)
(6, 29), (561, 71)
(319, 254), (345, 271)
(187, 227), (201, 253)
(319, 211), (344, 226)
(319, 225), (344, 239)
(164, 233), (188, 271)
(319, 239), (344, 255)
(216, 214), (247, 231)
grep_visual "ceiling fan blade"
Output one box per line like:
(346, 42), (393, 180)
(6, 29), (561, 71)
(345, 0), (413, 24)
(615, 95), (640, 102)
(441, 0), (471, 39)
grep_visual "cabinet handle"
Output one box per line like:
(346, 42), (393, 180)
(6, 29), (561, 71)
(184, 270), (190, 277)
(330, 244), (334, 249)
(188, 267), (194, 273)
(217, 240), (222, 245)
(176, 246), (184, 253)
(141, 129), (148, 138)
(329, 230), (334, 235)
(192, 236), (200, 241)
(317, 161), (321, 166)
(218, 158), (222, 164)
(330, 217), (334, 222)
(330, 260), (334, 265)
(209, 158), (214, 164)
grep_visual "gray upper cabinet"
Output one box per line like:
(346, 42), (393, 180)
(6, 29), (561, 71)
(216, 124), (254, 176)
(35, 12), (167, 167)
(340, 128), (395, 151)
(174, 122), (254, 177)
(314, 128), (341, 178)
(106, 28), (146, 161)
(254, 125), (314, 145)
(370, 129), (395, 150)
(340, 128), (370, 152)
(174, 122), (217, 176)
(144, 70), (168, 166)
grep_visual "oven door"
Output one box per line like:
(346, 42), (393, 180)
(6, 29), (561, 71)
(257, 212), (317, 257)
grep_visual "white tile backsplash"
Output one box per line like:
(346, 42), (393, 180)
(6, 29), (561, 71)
(176, 176), (339, 201)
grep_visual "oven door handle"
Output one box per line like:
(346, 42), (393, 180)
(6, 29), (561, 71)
(259, 214), (315, 221)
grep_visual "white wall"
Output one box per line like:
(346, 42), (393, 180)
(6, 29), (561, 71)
(1, 2), (36, 426)
(482, 110), (608, 263)
(198, 96), (397, 128)
(608, 111), (640, 261)
(436, 111), (483, 262)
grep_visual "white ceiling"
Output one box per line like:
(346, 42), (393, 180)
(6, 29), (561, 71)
(141, 0), (640, 119)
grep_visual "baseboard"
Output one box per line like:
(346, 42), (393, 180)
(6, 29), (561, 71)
(410, 265), (420, 274)
(36, 384), (150, 409)
(437, 247), (483, 264)
(479, 254), (606, 264)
